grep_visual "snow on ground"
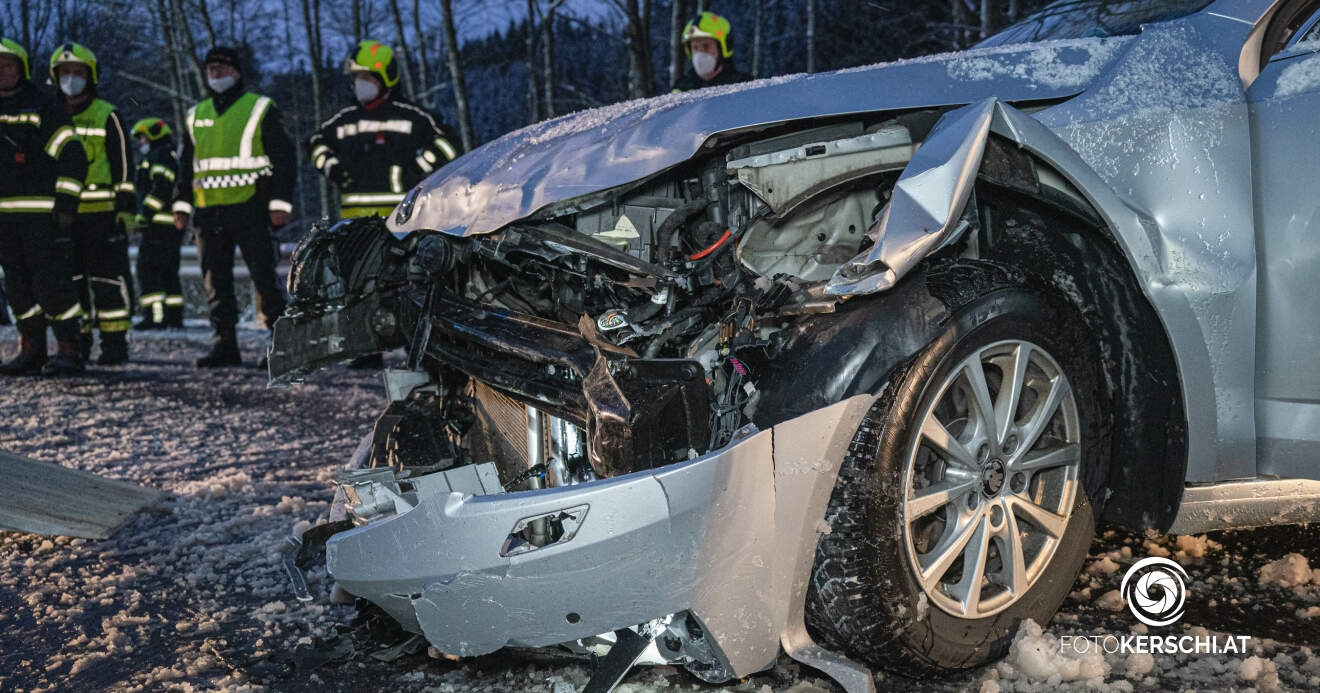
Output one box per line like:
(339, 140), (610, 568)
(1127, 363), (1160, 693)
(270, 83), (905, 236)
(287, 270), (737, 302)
(1, 325), (1318, 692)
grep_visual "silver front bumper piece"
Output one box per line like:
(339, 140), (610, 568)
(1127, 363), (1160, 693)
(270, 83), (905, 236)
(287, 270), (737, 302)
(327, 396), (874, 679)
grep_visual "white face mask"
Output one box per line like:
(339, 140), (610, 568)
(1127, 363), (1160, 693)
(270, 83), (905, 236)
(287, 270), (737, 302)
(207, 75), (236, 93)
(354, 77), (381, 104)
(137, 141), (151, 155)
(692, 51), (718, 78)
(58, 74), (86, 97)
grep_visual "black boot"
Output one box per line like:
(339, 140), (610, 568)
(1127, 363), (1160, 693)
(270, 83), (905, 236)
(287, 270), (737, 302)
(77, 330), (93, 362)
(196, 328), (242, 368)
(97, 332), (130, 366)
(0, 323), (48, 376)
(134, 316), (163, 331)
(42, 339), (86, 376)
(164, 305), (184, 329)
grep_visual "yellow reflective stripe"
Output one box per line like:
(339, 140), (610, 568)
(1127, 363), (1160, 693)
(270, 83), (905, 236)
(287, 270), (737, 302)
(143, 195), (164, 211)
(165, 296), (184, 306)
(98, 309), (131, 319)
(435, 138), (457, 161)
(56, 177), (84, 195)
(150, 165), (174, 181)
(172, 201), (193, 215)
(151, 212), (175, 224)
(18, 305), (43, 320)
(336, 119), (412, 138)
(114, 181), (136, 193)
(415, 155), (433, 173)
(311, 144), (332, 160)
(140, 293), (166, 305)
(339, 205), (396, 218)
(74, 126), (107, 137)
(342, 193), (405, 205)
(320, 156), (340, 174)
(422, 150), (437, 164)
(390, 165), (402, 193)
(269, 199), (292, 213)
(46, 126), (75, 157)
(0, 197), (56, 211)
(99, 319), (131, 332)
(77, 201), (115, 213)
(55, 305), (83, 321)
(240, 96), (271, 160)
(79, 189), (114, 200)
(0, 113), (40, 126)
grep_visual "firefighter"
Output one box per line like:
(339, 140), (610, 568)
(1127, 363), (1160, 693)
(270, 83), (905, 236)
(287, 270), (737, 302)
(672, 11), (749, 92)
(131, 118), (184, 330)
(50, 43), (136, 365)
(172, 46), (295, 368)
(308, 40), (460, 220)
(0, 38), (88, 376)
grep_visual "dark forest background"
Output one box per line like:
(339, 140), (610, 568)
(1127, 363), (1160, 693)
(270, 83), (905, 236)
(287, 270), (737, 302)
(1, 0), (1055, 221)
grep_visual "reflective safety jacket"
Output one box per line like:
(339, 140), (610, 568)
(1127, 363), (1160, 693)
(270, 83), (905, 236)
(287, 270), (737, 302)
(67, 97), (134, 215)
(173, 86), (296, 221)
(307, 96), (459, 218)
(135, 138), (178, 226)
(0, 82), (88, 217)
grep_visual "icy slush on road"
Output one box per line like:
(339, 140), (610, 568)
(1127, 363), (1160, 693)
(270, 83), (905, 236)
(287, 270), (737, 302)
(267, 1), (1320, 690)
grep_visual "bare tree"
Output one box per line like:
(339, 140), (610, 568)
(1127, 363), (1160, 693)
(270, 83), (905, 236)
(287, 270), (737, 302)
(541, 0), (564, 118)
(979, 0), (999, 40)
(526, 0), (541, 121)
(752, 0), (764, 79)
(386, 0), (418, 100)
(806, 0), (815, 73)
(411, 0), (430, 100)
(668, 0), (686, 89)
(612, 0), (654, 98)
(298, 0), (329, 214)
(439, 0), (475, 151)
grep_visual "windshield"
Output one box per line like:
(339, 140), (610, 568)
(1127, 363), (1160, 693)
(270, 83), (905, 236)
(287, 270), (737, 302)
(978, 0), (1216, 46)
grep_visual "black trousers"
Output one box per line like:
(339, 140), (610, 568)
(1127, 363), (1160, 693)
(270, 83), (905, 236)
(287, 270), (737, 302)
(194, 207), (286, 331)
(136, 224), (184, 321)
(71, 212), (133, 334)
(0, 213), (83, 339)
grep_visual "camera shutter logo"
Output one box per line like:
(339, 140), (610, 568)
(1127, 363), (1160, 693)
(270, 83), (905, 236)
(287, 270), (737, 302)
(1120, 556), (1188, 627)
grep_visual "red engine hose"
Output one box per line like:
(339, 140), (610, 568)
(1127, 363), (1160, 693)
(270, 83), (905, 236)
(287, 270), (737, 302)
(688, 229), (732, 261)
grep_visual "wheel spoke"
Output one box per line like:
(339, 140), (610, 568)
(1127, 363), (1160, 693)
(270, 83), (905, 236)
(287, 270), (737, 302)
(994, 499), (1028, 595)
(1013, 442), (1079, 473)
(952, 513), (991, 616)
(1017, 376), (1068, 455)
(908, 478), (978, 520)
(963, 357), (997, 441)
(921, 414), (977, 470)
(1010, 496), (1068, 539)
(917, 506), (984, 590)
(994, 344), (1031, 445)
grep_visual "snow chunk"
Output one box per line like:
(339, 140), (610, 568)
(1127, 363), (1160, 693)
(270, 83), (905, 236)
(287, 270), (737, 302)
(1096, 589), (1126, 611)
(946, 37), (1131, 89)
(1127, 651), (1155, 677)
(1276, 55), (1320, 99)
(1007, 618), (1110, 684)
(1260, 554), (1314, 588)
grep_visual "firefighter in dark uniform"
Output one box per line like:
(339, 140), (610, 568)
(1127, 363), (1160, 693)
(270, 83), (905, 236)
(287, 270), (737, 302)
(172, 46), (295, 368)
(131, 118), (184, 330)
(308, 40), (460, 220)
(672, 11), (750, 92)
(50, 43), (136, 365)
(0, 38), (88, 376)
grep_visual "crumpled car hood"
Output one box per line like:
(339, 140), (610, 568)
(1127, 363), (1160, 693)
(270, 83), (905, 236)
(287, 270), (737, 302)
(388, 36), (1135, 239)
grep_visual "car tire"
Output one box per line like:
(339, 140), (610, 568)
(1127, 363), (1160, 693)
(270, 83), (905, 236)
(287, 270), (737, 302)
(804, 261), (1108, 678)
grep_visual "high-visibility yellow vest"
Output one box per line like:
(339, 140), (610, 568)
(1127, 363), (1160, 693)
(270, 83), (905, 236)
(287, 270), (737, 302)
(71, 98), (119, 214)
(187, 92), (272, 208)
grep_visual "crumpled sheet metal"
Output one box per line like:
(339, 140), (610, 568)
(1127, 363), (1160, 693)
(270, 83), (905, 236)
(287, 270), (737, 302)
(826, 98), (996, 296)
(327, 396), (874, 683)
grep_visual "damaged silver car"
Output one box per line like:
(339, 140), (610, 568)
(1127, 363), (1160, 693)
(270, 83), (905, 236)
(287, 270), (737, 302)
(270, 1), (1320, 690)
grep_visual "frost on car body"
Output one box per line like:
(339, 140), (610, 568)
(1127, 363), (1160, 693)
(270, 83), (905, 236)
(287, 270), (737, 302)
(268, 2), (1320, 691)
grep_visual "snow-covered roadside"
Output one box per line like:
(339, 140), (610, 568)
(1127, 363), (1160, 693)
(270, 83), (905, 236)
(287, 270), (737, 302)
(1, 326), (1317, 692)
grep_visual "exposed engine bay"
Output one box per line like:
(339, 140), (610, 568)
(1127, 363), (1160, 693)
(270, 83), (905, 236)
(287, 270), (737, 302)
(267, 103), (1094, 690)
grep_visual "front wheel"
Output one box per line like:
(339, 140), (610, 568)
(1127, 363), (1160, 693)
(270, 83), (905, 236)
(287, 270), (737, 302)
(805, 269), (1108, 678)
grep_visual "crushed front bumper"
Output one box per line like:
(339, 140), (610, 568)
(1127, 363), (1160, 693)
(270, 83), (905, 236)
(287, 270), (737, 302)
(327, 396), (874, 679)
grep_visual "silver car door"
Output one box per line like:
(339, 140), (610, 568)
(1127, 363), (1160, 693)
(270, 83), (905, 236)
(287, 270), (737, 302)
(1249, 4), (1320, 479)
